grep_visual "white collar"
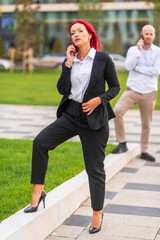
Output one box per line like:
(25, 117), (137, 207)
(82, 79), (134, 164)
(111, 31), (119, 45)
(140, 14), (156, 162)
(143, 44), (155, 51)
(73, 47), (96, 62)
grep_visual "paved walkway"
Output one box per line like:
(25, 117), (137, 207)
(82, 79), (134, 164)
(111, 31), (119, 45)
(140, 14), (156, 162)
(0, 104), (160, 152)
(0, 104), (160, 240)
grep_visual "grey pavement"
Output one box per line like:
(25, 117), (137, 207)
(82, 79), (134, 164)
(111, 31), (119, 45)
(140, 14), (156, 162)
(0, 104), (160, 152)
(0, 104), (160, 240)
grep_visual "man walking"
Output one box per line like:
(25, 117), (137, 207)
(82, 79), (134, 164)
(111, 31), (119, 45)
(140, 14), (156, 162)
(112, 25), (160, 162)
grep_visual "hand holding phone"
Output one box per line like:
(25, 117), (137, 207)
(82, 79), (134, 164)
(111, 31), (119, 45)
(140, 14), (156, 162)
(71, 42), (75, 56)
(65, 43), (76, 68)
(71, 51), (75, 56)
(137, 34), (144, 51)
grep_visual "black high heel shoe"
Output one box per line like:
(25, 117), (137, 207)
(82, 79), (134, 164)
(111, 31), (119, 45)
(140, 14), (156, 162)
(89, 213), (103, 234)
(24, 190), (46, 213)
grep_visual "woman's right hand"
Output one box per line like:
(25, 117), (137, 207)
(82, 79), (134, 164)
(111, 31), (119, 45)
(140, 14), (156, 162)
(65, 45), (76, 67)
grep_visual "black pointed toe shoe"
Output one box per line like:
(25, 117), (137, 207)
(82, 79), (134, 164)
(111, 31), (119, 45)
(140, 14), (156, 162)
(89, 213), (103, 234)
(24, 190), (46, 213)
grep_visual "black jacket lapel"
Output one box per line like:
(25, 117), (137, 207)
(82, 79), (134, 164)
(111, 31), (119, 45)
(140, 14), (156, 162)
(85, 51), (104, 93)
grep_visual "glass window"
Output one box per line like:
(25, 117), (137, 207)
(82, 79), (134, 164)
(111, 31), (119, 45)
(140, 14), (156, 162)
(0, 13), (15, 56)
(1, 0), (16, 4)
(100, 10), (154, 56)
(0, 9), (156, 57)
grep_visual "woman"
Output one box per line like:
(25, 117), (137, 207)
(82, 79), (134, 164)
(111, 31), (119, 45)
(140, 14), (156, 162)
(24, 20), (120, 234)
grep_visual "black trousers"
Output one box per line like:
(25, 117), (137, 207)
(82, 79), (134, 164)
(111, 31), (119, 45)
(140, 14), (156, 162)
(31, 100), (109, 211)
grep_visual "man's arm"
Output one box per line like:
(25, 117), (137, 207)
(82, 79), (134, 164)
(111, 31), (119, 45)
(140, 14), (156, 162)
(125, 47), (141, 71)
(135, 55), (160, 76)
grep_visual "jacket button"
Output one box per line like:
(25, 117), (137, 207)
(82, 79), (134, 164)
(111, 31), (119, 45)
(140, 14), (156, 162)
(85, 92), (88, 95)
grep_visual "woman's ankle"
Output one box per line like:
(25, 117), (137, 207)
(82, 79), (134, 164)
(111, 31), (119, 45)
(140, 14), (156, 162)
(91, 210), (103, 227)
(93, 210), (102, 215)
(30, 184), (44, 207)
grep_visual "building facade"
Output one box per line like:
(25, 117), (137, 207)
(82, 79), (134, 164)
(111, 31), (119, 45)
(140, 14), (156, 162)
(0, 0), (155, 57)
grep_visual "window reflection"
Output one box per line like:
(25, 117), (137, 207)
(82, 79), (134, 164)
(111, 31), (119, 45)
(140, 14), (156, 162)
(0, 9), (154, 57)
(101, 10), (153, 56)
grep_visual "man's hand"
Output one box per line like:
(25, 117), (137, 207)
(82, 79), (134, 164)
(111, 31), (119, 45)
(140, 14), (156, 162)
(137, 38), (144, 51)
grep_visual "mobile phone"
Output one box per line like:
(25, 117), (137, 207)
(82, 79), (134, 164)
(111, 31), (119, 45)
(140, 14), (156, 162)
(71, 41), (75, 56)
(141, 34), (144, 40)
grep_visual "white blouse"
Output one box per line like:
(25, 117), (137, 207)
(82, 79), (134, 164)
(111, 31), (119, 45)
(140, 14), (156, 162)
(68, 47), (96, 103)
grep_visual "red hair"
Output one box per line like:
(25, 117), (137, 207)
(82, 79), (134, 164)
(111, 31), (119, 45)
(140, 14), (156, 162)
(70, 20), (102, 51)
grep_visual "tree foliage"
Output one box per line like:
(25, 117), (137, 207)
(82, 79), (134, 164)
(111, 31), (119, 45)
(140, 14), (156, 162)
(14, 0), (43, 56)
(147, 0), (160, 46)
(77, 0), (104, 48)
(78, 0), (104, 27)
(0, 36), (4, 57)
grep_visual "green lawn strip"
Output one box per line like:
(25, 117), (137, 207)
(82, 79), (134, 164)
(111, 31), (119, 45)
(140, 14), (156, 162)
(0, 70), (159, 109)
(0, 70), (62, 106)
(110, 71), (160, 110)
(0, 138), (115, 222)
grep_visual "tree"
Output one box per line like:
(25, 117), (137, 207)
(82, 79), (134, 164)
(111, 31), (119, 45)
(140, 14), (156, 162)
(147, 0), (160, 46)
(78, 0), (104, 25)
(78, 0), (104, 48)
(14, 0), (43, 71)
(0, 7), (4, 57)
(0, 36), (4, 57)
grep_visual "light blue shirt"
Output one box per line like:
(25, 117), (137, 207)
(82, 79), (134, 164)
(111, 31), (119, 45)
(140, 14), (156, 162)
(69, 47), (96, 103)
(125, 44), (160, 94)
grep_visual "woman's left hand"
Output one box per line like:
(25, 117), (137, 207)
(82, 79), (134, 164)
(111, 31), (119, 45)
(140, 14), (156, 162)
(82, 97), (102, 116)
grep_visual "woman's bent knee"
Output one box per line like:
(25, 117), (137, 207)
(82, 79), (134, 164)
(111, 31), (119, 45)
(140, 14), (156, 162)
(33, 135), (43, 148)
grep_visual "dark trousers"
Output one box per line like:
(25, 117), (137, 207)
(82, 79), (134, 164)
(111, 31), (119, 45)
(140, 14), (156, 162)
(31, 101), (109, 211)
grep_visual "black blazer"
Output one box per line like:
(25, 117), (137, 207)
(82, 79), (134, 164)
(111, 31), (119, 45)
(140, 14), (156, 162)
(57, 51), (120, 130)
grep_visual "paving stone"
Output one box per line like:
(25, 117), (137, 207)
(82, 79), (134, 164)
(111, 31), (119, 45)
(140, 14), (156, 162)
(77, 222), (158, 239)
(104, 213), (160, 227)
(80, 199), (111, 217)
(123, 183), (160, 192)
(63, 214), (92, 227)
(130, 168), (160, 185)
(105, 191), (118, 199)
(78, 234), (143, 240)
(145, 162), (160, 167)
(52, 225), (85, 239)
(110, 189), (160, 208)
(45, 235), (74, 240)
(104, 204), (160, 217)
(106, 172), (135, 192)
(82, 198), (91, 207)
(2, 130), (32, 134)
(125, 158), (145, 168)
(74, 206), (92, 216)
(0, 117), (33, 121)
(120, 167), (139, 173)
(21, 124), (47, 127)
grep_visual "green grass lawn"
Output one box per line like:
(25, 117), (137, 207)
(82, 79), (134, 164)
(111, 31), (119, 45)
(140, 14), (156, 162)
(0, 69), (159, 109)
(112, 71), (160, 110)
(0, 138), (115, 222)
(0, 69), (62, 106)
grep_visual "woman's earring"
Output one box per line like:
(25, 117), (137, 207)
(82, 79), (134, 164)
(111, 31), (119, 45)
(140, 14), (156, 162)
(89, 38), (91, 42)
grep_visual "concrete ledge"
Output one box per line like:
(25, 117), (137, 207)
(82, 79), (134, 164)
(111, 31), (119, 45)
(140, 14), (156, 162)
(0, 143), (140, 240)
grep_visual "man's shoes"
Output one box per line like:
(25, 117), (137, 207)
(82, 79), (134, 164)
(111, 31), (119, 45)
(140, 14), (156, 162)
(139, 152), (155, 162)
(111, 142), (128, 154)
